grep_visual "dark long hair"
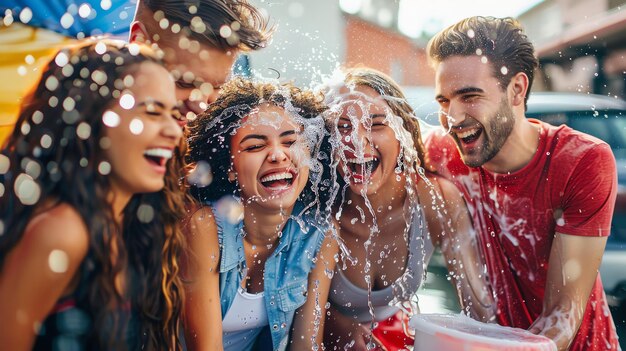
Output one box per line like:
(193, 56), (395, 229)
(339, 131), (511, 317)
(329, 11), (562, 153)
(0, 39), (185, 350)
(186, 77), (333, 219)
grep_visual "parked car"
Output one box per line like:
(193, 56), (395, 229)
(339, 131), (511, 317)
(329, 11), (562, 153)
(404, 88), (626, 315)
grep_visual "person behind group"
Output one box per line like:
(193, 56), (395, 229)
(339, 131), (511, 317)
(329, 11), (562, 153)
(183, 78), (339, 350)
(0, 40), (185, 350)
(322, 67), (494, 350)
(130, 0), (274, 122)
(425, 16), (620, 351)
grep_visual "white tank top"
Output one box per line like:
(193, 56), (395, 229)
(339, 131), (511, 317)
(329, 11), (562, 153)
(329, 204), (434, 323)
(222, 288), (268, 332)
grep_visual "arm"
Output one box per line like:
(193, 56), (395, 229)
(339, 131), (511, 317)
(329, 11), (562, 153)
(0, 205), (89, 350)
(528, 233), (607, 351)
(422, 177), (497, 322)
(181, 206), (223, 351)
(528, 145), (617, 350)
(289, 234), (338, 350)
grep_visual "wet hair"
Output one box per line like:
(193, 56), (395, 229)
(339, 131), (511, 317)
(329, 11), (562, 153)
(136, 0), (274, 51)
(427, 16), (539, 109)
(342, 67), (429, 171)
(186, 77), (332, 216)
(0, 40), (184, 350)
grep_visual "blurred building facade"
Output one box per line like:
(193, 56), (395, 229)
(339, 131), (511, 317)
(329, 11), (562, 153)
(247, 0), (432, 87)
(518, 0), (626, 98)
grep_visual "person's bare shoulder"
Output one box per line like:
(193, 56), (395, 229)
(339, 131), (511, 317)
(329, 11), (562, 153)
(21, 203), (90, 265)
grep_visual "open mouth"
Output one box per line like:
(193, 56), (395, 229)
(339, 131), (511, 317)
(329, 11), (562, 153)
(143, 148), (173, 168)
(345, 156), (380, 183)
(455, 128), (482, 145)
(259, 171), (296, 190)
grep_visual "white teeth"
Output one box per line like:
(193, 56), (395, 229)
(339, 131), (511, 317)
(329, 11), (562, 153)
(346, 156), (376, 164)
(456, 129), (479, 139)
(144, 148), (173, 159)
(260, 172), (293, 183)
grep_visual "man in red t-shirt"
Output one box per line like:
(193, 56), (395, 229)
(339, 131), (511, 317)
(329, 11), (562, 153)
(425, 16), (620, 350)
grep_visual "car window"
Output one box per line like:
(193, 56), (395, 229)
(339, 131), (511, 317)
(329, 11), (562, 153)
(529, 111), (626, 160)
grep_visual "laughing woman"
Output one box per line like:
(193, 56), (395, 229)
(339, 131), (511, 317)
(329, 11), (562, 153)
(183, 78), (338, 351)
(322, 68), (496, 350)
(0, 40), (185, 350)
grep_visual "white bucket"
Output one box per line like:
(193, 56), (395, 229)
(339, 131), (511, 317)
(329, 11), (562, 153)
(410, 314), (557, 351)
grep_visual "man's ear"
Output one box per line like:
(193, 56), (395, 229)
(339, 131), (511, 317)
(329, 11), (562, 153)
(509, 72), (529, 108)
(129, 21), (149, 43)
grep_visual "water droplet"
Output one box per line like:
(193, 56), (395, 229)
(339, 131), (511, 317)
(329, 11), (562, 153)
(24, 159), (41, 179)
(40, 134), (52, 149)
(100, 0), (112, 10)
(91, 70), (107, 85)
(102, 110), (120, 127)
(220, 25), (232, 38)
(78, 3), (92, 18)
(129, 118), (144, 135)
(0, 155), (9, 174)
(60, 13), (75, 29)
(98, 161), (111, 175)
(55, 52), (69, 67)
(95, 41), (107, 55)
(62, 97), (75, 111)
(120, 94), (135, 109)
(45, 76), (59, 91)
(76, 122), (91, 140)
(187, 161), (213, 187)
(48, 250), (69, 273)
(14, 173), (41, 205)
(21, 122), (31, 135)
(19, 7), (33, 23)
(190, 16), (206, 33)
(137, 204), (155, 223)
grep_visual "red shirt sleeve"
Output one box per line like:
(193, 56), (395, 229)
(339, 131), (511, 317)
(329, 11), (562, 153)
(557, 143), (617, 237)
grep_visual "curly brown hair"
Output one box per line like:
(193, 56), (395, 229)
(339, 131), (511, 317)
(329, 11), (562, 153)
(186, 77), (334, 214)
(0, 39), (185, 350)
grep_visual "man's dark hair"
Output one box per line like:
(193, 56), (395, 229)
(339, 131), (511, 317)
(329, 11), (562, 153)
(137, 0), (274, 51)
(427, 16), (538, 108)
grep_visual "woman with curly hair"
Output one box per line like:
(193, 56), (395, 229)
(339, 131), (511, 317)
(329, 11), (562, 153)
(322, 67), (495, 350)
(0, 39), (186, 350)
(183, 77), (338, 350)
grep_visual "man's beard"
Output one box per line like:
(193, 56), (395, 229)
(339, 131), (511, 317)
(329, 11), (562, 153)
(459, 98), (515, 168)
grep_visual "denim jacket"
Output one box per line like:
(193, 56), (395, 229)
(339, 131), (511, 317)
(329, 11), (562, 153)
(215, 201), (327, 350)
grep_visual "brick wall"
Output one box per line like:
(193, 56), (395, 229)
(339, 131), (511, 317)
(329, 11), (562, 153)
(344, 16), (434, 86)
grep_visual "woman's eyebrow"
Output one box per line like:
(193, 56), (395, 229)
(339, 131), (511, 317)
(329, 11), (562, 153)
(280, 130), (298, 137)
(240, 134), (267, 143)
(137, 100), (166, 109)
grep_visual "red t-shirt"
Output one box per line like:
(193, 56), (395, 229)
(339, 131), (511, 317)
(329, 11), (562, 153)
(425, 119), (619, 350)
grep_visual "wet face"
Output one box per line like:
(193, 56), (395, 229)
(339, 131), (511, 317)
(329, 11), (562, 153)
(159, 35), (237, 124)
(230, 104), (310, 211)
(104, 62), (183, 196)
(332, 86), (402, 196)
(435, 55), (515, 168)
